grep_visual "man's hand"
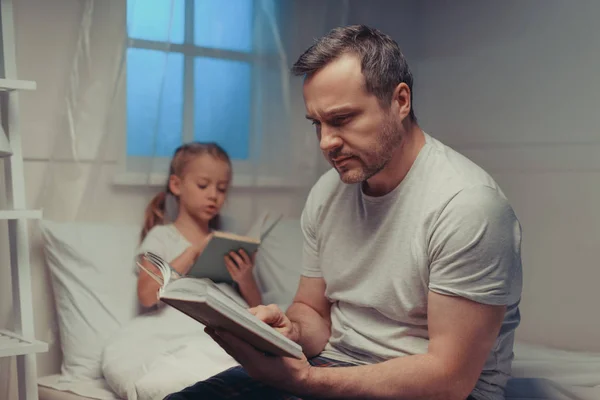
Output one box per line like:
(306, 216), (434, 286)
(248, 304), (300, 342)
(205, 277), (332, 396)
(205, 327), (312, 393)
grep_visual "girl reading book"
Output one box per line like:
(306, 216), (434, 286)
(137, 142), (262, 308)
(101, 143), (252, 400)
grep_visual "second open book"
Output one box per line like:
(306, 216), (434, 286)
(186, 213), (283, 284)
(137, 251), (303, 360)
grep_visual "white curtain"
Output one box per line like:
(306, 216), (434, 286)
(34, 0), (338, 223)
(0, 0), (351, 397)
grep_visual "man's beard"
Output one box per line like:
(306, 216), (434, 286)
(332, 118), (402, 184)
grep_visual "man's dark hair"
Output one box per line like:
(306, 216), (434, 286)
(291, 24), (416, 122)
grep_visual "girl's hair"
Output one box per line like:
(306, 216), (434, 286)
(141, 142), (231, 241)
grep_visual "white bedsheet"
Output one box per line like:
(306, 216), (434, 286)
(569, 386), (600, 400)
(38, 375), (119, 400)
(101, 300), (240, 400)
(44, 328), (600, 400)
(512, 341), (600, 387)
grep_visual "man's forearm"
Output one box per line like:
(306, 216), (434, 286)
(301, 353), (471, 400)
(286, 302), (331, 358)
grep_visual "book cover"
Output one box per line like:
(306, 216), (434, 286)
(186, 214), (283, 283)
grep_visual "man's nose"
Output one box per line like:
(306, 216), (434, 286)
(319, 125), (343, 153)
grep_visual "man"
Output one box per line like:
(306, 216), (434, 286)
(167, 24), (522, 400)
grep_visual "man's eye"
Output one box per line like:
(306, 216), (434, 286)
(311, 120), (320, 126)
(331, 116), (349, 126)
(197, 184), (207, 189)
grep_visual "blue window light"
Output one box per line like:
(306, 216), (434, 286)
(126, 48), (184, 157)
(194, 58), (251, 160)
(127, 0), (185, 44)
(126, 0), (255, 160)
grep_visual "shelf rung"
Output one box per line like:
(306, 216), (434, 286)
(0, 330), (48, 358)
(0, 78), (37, 91)
(0, 209), (43, 220)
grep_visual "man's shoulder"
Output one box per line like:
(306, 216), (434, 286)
(442, 184), (516, 225)
(422, 135), (505, 201)
(307, 168), (351, 203)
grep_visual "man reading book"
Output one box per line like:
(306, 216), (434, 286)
(165, 24), (522, 400)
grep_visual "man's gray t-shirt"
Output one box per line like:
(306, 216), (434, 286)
(301, 133), (523, 400)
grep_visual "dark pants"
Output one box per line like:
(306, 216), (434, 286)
(164, 356), (478, 400)
(164, 356), (353, 400)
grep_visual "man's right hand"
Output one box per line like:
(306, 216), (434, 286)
(249, 304), (300, 343)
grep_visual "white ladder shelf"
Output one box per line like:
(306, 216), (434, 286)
(0, 330), (47, 358)
(1, 0), (48, 399)
(0, 78), (36, 92)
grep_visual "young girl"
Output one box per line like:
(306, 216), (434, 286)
(136, 142), (262, 308)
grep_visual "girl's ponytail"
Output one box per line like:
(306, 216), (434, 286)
(141, 191), (167, 241)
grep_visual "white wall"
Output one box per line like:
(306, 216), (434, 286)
(413, 0), (600, 351)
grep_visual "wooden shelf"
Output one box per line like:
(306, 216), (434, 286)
(0, 209), (42, 220)
(0, 330), (48, 358)
(0, 78), (36, 91)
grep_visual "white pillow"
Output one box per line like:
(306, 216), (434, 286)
(252, 216), (304, 310)
(40, 220), (141, 382)
(102, 306), (238, 400)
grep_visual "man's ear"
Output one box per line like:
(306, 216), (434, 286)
(168, 175), (182, 196)
(391, 82), (411, 121)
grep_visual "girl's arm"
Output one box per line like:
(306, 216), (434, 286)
(224, 249), (262, 307)
(137, 246), (200, 308)
(236, 278), (262, 308)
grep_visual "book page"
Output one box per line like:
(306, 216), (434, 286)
(212, 282), (248, 308)
(164, 277), (209, 299)
(214, 230), (260, 244)
(165, 279), (246, 310)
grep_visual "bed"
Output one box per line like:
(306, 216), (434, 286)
(38, 347), (600, 400)
(36, 218), (600, 400)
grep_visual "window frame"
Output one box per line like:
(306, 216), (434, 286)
(117, 0), (293, 188)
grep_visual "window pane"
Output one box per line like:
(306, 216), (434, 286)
(194, 58), (251, 160)
(127, 48), (184, 157)
(127, 0), (185, 44)
(194, 0), (253, 52)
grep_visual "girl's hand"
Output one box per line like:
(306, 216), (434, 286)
(225, 249), (262, 307)
(224, 249), (256, 285)
(176, 233), (214, 276)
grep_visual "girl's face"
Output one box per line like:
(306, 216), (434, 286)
(169, 154), (231, 223)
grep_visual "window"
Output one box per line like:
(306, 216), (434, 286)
(126, 0), (260, 162)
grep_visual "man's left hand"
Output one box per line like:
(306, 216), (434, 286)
(205, 327), (313, 393)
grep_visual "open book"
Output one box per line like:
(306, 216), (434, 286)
(137, 252), (303, 360)
(187, 214), (283, 284)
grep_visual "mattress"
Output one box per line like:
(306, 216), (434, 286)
(38, 376), (599, 400)
(38, 341), (600, 400)
(38, 375), (119, 400)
